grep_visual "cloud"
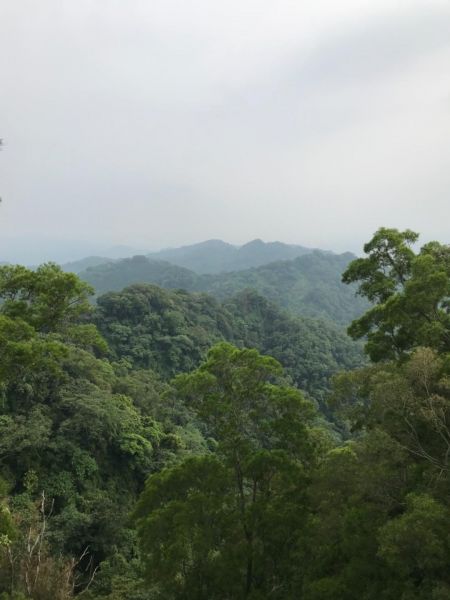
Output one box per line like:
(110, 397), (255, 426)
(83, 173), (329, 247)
(292, 8), (450, 87)
(0, 1), (449, 262)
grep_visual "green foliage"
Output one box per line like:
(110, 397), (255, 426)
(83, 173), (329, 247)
(82, 256), (199, 297)
(0, 263), (94, 333)
(302, 431), (411, 600)
(134, 344), (320, 599)
(379, 494), (450, 593)
(81, 250), (368, 324)
(332, 347), (450, 474)
(95, 285), (235, 378)
(172, 343), (316, 460)
(0, 265), (197, 597)
(225, 289), (365, 404)
(301, 227), (450, 598)
(342, 228), (450, 361)
(134, 456), (234, 599)
(206, 250), (369, 324)
(2, 227), (450, 599)
(95, 285), (364, 404)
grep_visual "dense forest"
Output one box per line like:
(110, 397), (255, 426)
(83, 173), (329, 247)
(95, 285), (364, 404)
(0, 228), (449, 599)
(80, 250), (368, 324)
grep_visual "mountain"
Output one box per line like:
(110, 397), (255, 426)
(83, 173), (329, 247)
(82, 255), (200, 296)
(147, 238), (313, 273)
(80, 251), (367, 325)
(148, 240), (236, 274)
(202, 250), (368, 325)
(61, 256), (116, 273)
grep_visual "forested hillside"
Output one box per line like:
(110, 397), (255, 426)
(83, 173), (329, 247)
(81, 251), (368, 324)
(95, 285), (364, 402)
(205, 251), (368, 324)
(1, 228), (449, 600)
(81, 255), (199, 296)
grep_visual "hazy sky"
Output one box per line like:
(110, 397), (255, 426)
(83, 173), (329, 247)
(1, 0), (450, 262)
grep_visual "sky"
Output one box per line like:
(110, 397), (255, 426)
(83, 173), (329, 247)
(1, 0), (450, 263)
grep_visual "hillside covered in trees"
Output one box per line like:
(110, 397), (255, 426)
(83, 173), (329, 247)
(95, 285), (364, 404)
(80, 250), (368, 325)
(0, 228), (449, 600)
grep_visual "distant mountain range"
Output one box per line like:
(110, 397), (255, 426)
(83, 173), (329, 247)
(62, 238), (318, 274)
(1, 239), (366, 325)
(79, 249), (368, 325)
(147, 238), (316, 274)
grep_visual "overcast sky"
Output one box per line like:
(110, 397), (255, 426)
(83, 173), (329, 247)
(1, 0), (450, 262)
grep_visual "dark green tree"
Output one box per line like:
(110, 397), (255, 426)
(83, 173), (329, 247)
(134, 344), (322, 599)
(342, 228), (450, 361)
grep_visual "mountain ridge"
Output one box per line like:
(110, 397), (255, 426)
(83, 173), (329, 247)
(147, 238), (317, 274)
(80, 250), (367, 325)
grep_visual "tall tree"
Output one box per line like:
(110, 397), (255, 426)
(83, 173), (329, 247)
(342, 228), (450, 361)
(134, 344), (321, 599)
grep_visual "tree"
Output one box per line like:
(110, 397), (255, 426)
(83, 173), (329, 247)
(378, 494), (450, 598)
(0, 265), (177, 583)
(134, 344), (322, 599)
(332, 347), (450, 475)
(299, 229), (450, 599)
(342, 228), (450, 361)
(0, 263), (94, 334)
(95, 284), (364, 406)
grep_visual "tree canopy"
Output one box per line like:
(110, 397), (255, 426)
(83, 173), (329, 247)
(1, 229), (450, 599)
(134, 344), (319, 600)
(342, 227), (450, 361)
(95, 284), (364, 404)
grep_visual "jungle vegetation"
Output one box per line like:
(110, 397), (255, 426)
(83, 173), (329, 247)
(80, 250), (368, 324)
(0, 228), (449, 600)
